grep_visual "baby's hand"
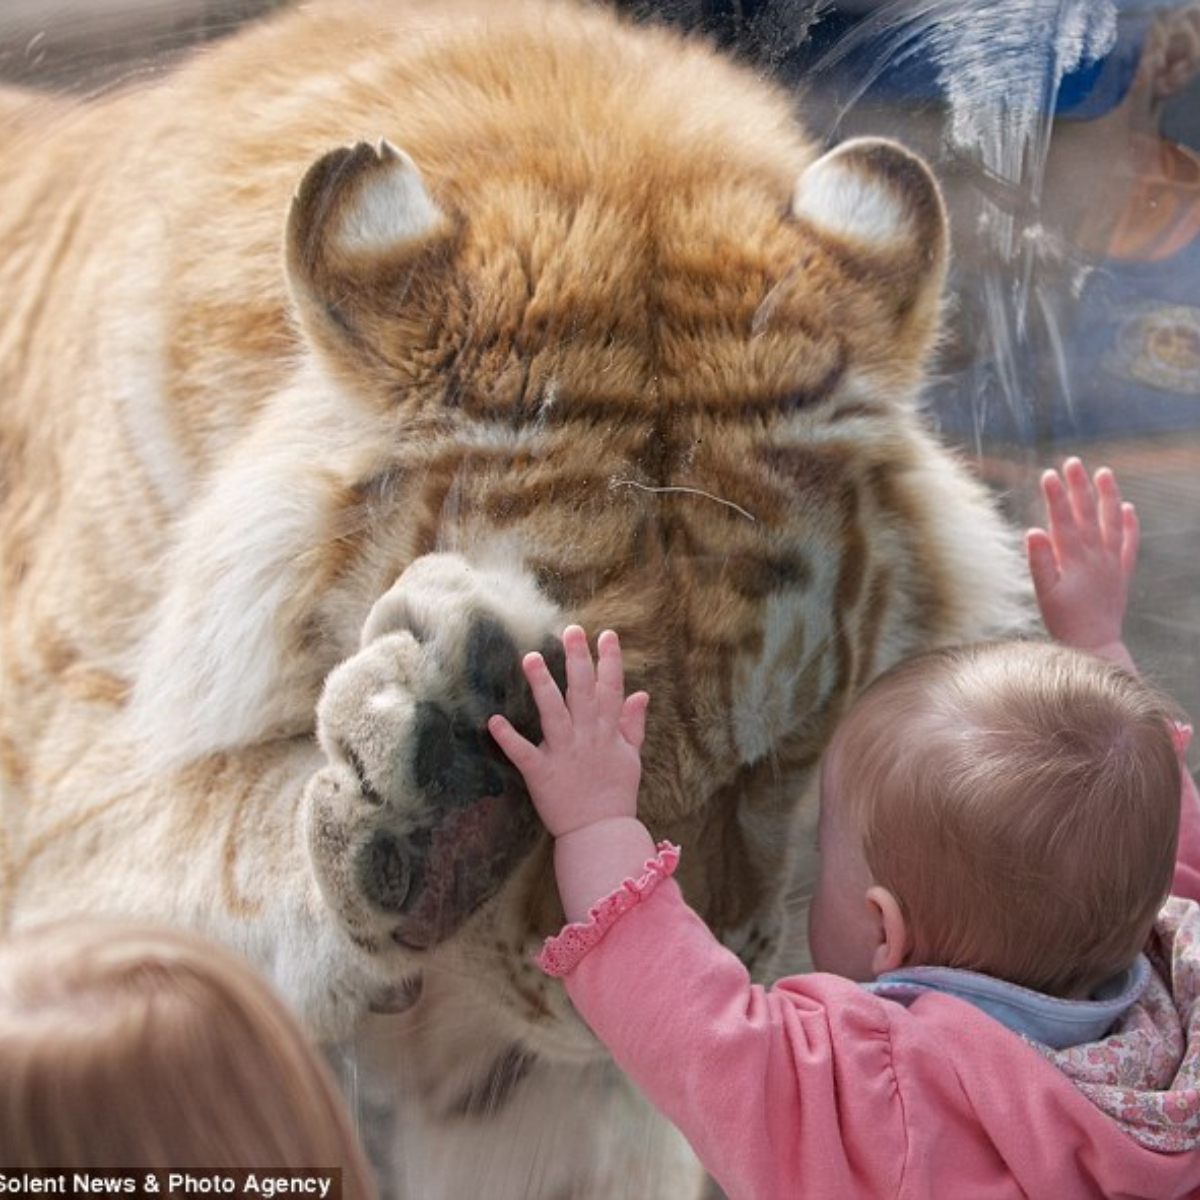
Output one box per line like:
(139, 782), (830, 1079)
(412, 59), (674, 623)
(1026, 457), (1139, 654)
(488, 625), (648, 839)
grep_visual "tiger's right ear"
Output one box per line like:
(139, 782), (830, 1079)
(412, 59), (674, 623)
(285, 139), (458, 381)
(790, 137), (947, 339)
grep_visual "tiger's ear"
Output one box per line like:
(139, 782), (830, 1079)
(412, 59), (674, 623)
(285, 139), (457, 379)
(791, 137), (947, 329)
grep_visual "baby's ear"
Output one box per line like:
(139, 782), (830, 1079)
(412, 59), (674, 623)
(285, 139), (458, 387)
(791, 137), (948, 339)
(865, 884), (911, 977)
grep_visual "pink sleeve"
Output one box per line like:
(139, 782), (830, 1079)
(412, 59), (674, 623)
(1172, 724), (1200, 904)
(548, 866), (906, 1200)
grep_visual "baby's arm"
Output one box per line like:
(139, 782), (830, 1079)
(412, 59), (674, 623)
(1026, 456), (1139, 670)
(488, 625), (658, 922)
(1028, 458), (1200, 902)
(491, 627), (900, 1197)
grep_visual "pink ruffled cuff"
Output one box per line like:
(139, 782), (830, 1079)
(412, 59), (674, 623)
(534, 842), (681, 977)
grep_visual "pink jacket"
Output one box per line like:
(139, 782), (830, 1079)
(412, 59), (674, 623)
(539, 748), (1200, 1199)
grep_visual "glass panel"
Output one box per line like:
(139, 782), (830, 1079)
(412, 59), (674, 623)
(4, 6), (1197, 1199)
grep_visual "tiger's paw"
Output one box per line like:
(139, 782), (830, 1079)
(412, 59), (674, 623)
(304, 554), (563, 953)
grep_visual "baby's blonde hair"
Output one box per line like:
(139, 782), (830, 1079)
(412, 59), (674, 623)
(0, 919), (377, 1193)
(826, 640), (1181, 997)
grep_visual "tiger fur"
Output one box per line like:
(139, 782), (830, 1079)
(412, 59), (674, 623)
(0, 1), (1029, 1195)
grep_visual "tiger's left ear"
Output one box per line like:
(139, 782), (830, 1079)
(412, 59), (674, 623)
(285, 139), (459, 388)
(791, 137), (948, 330)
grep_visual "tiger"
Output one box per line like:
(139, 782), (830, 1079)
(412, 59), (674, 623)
(0, 1), (1030, 1195)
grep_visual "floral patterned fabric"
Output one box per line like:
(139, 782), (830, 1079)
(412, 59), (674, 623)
(1030, 897), (1200, 1151)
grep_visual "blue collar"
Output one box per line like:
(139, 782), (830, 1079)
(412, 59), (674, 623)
(863, 955), (1151, 1050)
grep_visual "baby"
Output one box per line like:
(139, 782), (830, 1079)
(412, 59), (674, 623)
(490, 459), (1200, 1200)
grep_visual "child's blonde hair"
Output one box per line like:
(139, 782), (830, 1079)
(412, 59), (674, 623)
(0, 918), (377, 1192)
(826, 640), (1181, 997)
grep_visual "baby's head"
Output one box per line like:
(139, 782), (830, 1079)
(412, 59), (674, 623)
(811, 640), (1181, 998)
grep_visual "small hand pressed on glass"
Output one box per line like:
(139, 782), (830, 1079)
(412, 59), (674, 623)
(1025, 456), (1139, 656)
(488, 625), (649, 840)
